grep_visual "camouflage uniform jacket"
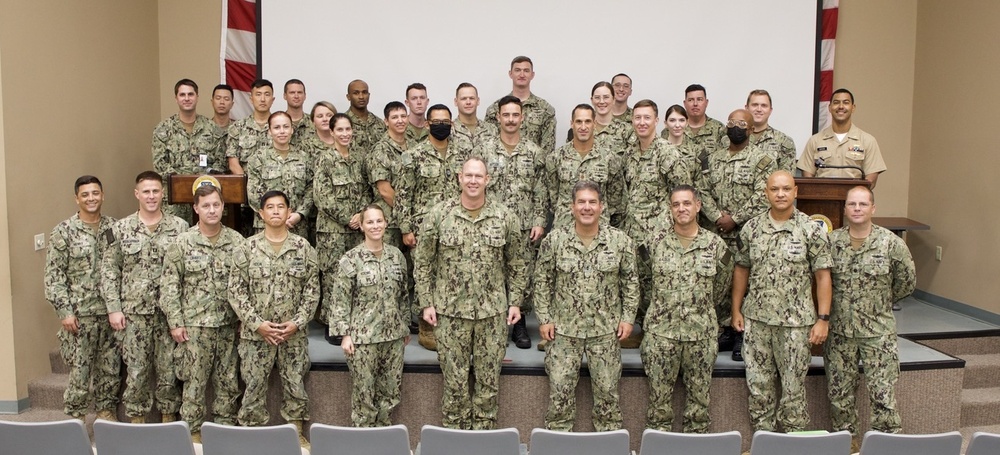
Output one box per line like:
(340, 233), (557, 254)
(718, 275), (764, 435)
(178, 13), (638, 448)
(228, 232), (319, 340)
(225, 116), (270, 170)
(622, 138), (690, 245)
(596, 120), (635, 156)
(152, 114), (226, 176)
(672, 140), (703, 185)
(346, 110), (387, 155)
(830, 225), (916, 337)
(661, 116), (727, 153)
(646, 227), (732, 341)
(533, 224), (639, 338)
(406, 123), (428, 143)
(101, 212), (188, 315)
(546, 142), (625, 227)
(736, 209), (833, 327)
(329, 243), (408, 344)
(289, 113), (314, 149)
(452, 118), (497, 153)
(314, 147), (370, 233)
(396, 140), (469, 234)
(480, 136), (547, 230)
(160, 226), (244, 329)
(612, 108), (633, 126)
(44, 214), (116, 318)
(752, 126), (796, 173)
(697, 143), (776, 237)
(485, 92), (556, 154)
(298, 132), (336, 165)
(246, 145), (315, 228)
(413, 198), (527, 319)
(368, 133), (415, 229)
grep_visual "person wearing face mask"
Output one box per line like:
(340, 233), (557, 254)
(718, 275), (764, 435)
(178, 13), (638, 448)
(245, 111), (314, 240)
(397, 104), (472, 349)
(696, 108), (777, 361)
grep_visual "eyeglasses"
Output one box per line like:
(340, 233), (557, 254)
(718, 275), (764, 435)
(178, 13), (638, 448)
(726, 119), (748, 128)
(428, 120), (452, 126)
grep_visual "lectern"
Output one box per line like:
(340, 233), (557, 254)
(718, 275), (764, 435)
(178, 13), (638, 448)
(167, 174), (247, 230)
(794, 177), (871, 230)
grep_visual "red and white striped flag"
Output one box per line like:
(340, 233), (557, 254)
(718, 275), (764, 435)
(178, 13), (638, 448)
(818, 0), (839, 131)
(221, 0), (257, 120)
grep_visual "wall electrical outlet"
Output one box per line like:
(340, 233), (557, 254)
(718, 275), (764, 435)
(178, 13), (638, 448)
(34, 233), (46, 251)
(935, 246), (942, 261)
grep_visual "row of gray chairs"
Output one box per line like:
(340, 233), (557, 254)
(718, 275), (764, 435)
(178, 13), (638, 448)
(3, 419), (999, 455)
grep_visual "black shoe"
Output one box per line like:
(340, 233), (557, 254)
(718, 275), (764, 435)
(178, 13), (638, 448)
(731, 332), (744, 362)
(324, 331), (343, 346)
(718, 327), (735, 352)
(408, 320), (419, 335)
(511, 317), (531, 349)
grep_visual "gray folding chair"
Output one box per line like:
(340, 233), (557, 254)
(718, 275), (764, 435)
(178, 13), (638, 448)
(859, 431), (962, 455)
(0, 419), (93, 455)
(309, 423), (410, 455)
(94, 420), (195, 455)
(750, 430), (851, 455)
(966, 431), (1000, 455)
(418, 425), (520, 455)
(529, 428), (631, 455)
(200, 422), (306, 455)
(639, 429), (742, 455)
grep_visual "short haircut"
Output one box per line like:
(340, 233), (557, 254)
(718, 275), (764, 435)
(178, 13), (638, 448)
(135, 170), (162, 185)
(832, 88), (855, 103)
(510, 55), (533, 69)
(251, 79), (273, 91)
(664, 104), (688, 120)
(632, 99), (658, 117)
(361, 203), (386, 222)
(670, 184), (700, 201)
(174, 79), (198, 95)
(310, 101), (337, 118)
(685, 84), (707, 97)
(283, 79), (305, 92)
(848, 185), (875, 204)
(74, 175), (103, 194)
(455, 82), (477, 96)
(330, 112), (353, 129)
(193, 184), (224, 205)
(260, 190), (289, 208)
(406, 82), (427, 98)
(572, 180), (603, 202)
(268, 111), (292, 127)
(591, 81), (614, 97)
(611, 73), (632, 84)
(571, 103), (595, 120)
(497, 95), (522, 111)
(746, 89), (772, 106)
(426, 103), (452, 119)
(462, 155), (487, 174)
(212, 84), (234, 97)
(383, 101), (406, 118)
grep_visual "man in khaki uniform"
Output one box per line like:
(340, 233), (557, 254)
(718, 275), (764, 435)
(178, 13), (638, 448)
(484, 56), (556, 154)
(798, 88), (888, 188)
(415, 157), (527, 430)
(534, 180), (638, 431)
(44, 175), (120, 422)
(160, 184), (244, 440)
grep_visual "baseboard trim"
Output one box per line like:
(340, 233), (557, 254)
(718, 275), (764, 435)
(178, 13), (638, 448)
(915, 289), (1000, 327)
(0, 397), (31, 414)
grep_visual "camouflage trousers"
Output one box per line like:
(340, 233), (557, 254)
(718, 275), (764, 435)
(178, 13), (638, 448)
(544, 333), (623, 432)
(237, 336), (310, 426)
(346, 338), (405, 427)
(824, 332), (902, 436)
(174, 325), (241, 431)
(515, 230), (537, 313)
(715, 239), (739, 327)
(640, 333), (716, 433)
(122, 312), (181, 417)
(634, 243), (652, 326)
(743, 320), (811, 432)
(58, 315), (121, 417)
(436, 313), (506, 430)
(316, 230), (364, 323)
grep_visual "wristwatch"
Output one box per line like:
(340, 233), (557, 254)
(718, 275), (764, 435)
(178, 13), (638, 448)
(817, 314), (830, 321)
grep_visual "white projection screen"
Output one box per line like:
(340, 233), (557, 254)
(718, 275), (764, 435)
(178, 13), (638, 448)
(261, 0), (819, 150)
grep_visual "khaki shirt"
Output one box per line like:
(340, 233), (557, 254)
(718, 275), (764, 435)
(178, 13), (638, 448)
(330, 243), (408, 344)
(44, 214), (116, 318)
(160, 226), (244, 329)
(101, 212), (188, 315)
(797, 124), (887, 178)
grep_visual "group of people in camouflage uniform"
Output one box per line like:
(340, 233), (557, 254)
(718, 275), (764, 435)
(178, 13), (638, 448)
(45, 55), (912, 449)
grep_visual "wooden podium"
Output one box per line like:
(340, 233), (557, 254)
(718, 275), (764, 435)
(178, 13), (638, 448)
(167, 174), (247, 230)
(794, 177), (871, 230)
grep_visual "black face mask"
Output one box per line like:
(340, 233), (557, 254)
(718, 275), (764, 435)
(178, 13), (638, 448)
(429, 123), (452, 140)
(727, 126), (748, 145)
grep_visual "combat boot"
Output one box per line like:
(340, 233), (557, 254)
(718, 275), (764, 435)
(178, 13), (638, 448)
(290, 420), (310, 449)
(536, 339), (548, 351)
(511, 317), (531, 349)
(129, 416), (145, 424)
(731, 332), (744, 361)
(95, 409), (117, 422)
(718, 327), (736, 352)
(161, 413), (178, 423)
(418, 319), (437, 351)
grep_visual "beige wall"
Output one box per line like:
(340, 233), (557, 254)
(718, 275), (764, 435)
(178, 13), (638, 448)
(907, 1), (1000, 313)
(0, 0), (160, 402)
(0, 37), (18, 406)
(158, 0), (224, 119)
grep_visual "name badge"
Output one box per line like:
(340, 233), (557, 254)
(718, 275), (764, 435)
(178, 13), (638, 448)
(199, 154), (208, 167)
(817, 147), (828, 151)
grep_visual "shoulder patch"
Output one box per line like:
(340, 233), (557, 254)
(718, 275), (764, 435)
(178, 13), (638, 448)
(756, 155), (773, 171)
(698, 150), (711, 172)
(105, 229), (116, 245)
